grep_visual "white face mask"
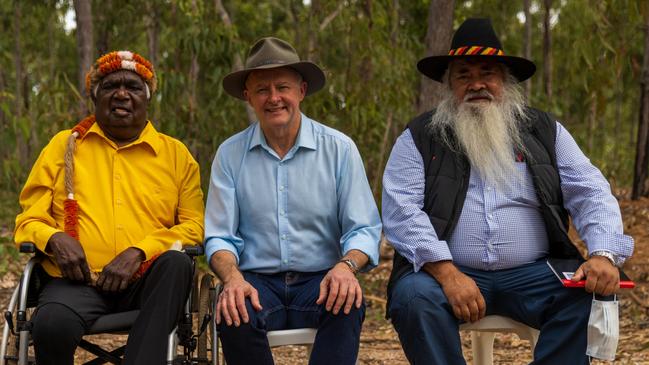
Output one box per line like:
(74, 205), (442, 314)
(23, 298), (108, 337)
(586, 294), (619, 361)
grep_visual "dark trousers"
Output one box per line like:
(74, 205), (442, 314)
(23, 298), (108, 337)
(218, 271), (365, 365)
(31, 250), (193, 365)
(388, 260), (593, 365)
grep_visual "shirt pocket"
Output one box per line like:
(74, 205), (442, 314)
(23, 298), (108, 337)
(135, 184), (178, 227)
(507, 161), (540, 205)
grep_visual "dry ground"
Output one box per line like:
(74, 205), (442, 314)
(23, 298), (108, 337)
(1, 196), (649, 364)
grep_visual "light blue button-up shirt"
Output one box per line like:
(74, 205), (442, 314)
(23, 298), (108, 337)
(205, 114), (382, 274)
(382, 121), (633, 272)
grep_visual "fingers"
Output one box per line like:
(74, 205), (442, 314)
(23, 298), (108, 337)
(216, 282), (261, 327)
(331, 282), (349, 315)
(235, 288), (251, 324)
(572, 266), (585, 282)
(82, 263), (92, 284)
(589, 272), (618, 296)
(99, 273), (113, 292)
(250, 288), (263, 312)
(319, 268), (362, 315)
(325, 280), (340, 312)
(582, 258), (620, 296)
(118, 277), (130, 292)
(467, 299), (480, 323)
(316, 277), (329, 305)
(439, 271), (484, 323)
(225, 288), (243, 326)
(452, 298), (484, 323)
(477, 294), (486, 320)
(96, 272), (106, 289)
(354, 285), (363, 310)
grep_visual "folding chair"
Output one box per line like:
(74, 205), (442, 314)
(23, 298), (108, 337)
(1, 242), (216, 365)
(460, 315), (540, 365)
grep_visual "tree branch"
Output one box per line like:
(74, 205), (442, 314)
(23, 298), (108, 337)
(319, 1), (345, 32)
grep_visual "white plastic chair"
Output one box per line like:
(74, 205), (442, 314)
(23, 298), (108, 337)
(267, 328), (317, 349)
(459, 315), (540, 365)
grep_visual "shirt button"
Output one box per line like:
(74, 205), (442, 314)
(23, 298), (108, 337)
(116, 199), (122, 205)
(279, 186), (285, 191)
(281, 234), (287, 240)
(283, 259), (288, 264)
(115, 174), (121, 180)
(486, 187), (492, 191)
(280, 210), (285, 216)
(117, 224), (123, 230)
(487, 242), (493, 249)
(487, 214), (493, 219)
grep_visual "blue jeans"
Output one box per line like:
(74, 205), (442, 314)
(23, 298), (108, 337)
(218, 271), (365, 365)
(389, 260), (592, 365)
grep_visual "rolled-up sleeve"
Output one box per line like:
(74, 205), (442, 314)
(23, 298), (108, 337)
(337, 141), (382, 269)
(204, 145), (243, 264)
(382, 129), (453, 272)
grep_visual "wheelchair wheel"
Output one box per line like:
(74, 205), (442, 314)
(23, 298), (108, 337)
(197, 273), (215, 363)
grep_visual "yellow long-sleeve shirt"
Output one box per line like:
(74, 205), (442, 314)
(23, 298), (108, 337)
(14, 121), (205, 277)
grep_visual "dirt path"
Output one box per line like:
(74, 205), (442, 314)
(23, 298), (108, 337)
(2, 197), (649, 363)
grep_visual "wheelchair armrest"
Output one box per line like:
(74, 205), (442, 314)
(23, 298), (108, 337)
(19, 242), (36, 254)
(183, 244), (204, 257)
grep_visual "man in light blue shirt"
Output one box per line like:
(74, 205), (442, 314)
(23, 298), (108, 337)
(204, 37), (381, 365)
(383, 19), (633, 364)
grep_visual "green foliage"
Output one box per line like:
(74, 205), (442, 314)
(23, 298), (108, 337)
(0, 0), (644, 202)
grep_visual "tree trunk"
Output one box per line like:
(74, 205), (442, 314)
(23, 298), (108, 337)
(613, 75), (622, 170)
(0, 68), (5, 128)
(308, 0), (345, 62)
(73, 0), (94, 117)
(416, 0), (455, 114)
(146, 2), (160, 124)
(289, 0), (302, 49)
(188, 0), (200, 155)
(13, 1), (27, 167)
(146, 2), (159, 67)
(214, 0), (256, 123)
(523, 0), (533, 101)
(543, 0), (553, 103)
(360, 0), (373, 85)
(307, 0), (321, 62)
(373, 0), (399, 196)
(632, 7), (649, 199)
(96, 0), (111, 56)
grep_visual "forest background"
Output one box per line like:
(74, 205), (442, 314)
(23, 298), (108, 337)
(2, 0), (649, 199)
(2, 0), (649, 363)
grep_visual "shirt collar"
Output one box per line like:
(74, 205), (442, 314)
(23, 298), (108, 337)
(248, 113), (317, 152)
(83, 121), (161, 155)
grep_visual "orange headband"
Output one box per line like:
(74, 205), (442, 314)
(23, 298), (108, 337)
(85, 50), (157, 98)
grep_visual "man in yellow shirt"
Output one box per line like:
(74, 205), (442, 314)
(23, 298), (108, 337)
(14, 51), (204, 364)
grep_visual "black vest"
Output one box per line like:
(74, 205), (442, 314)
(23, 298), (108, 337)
(385, 107), (583, 315)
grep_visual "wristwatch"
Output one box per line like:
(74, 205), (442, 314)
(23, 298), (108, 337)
(338, 258), (359, 274)
(590, 250), (620, 267)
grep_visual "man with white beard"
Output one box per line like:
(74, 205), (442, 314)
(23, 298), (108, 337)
(382, 18), (633, 364)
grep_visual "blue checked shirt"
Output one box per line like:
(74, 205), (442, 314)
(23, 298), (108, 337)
(205, 114), (382, 274)
(382, 121), (633, 272)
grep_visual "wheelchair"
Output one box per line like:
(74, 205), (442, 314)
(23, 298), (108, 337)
(1, 242), (220, 365)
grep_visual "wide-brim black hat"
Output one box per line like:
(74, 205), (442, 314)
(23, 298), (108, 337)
(417, 18), (536, 83)
(223, 37), (326, 100)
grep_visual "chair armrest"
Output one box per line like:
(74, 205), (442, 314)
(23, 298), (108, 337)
(183, 244), (204, 257)
(19, 242), (36, 254)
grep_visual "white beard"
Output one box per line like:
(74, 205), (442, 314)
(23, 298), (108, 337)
(428, 79), (529, 191)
